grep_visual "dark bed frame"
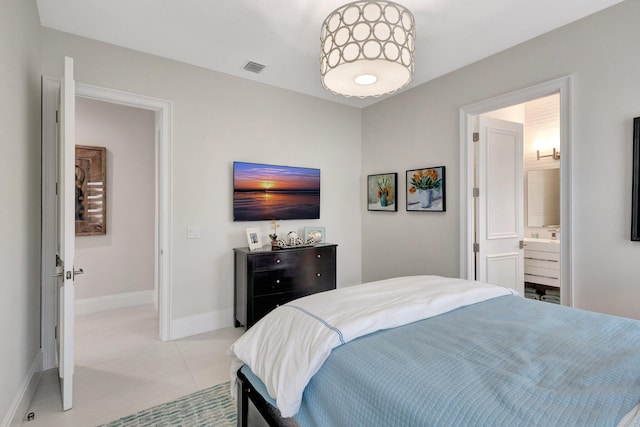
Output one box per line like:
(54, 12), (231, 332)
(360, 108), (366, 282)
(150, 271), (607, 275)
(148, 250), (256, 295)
(236, 369), (298, 427)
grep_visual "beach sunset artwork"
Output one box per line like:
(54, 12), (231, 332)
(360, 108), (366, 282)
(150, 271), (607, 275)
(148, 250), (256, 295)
(233, 162), (321, 221)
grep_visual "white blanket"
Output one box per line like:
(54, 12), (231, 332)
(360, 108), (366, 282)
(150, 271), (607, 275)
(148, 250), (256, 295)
(228, 275), (515, 418)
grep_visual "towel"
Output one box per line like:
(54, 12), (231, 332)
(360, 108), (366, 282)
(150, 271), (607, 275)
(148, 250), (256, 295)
(541, 294), (561, 304)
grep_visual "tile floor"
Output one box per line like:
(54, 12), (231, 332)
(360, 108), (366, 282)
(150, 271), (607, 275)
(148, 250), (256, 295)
(23, 305), (244, 427)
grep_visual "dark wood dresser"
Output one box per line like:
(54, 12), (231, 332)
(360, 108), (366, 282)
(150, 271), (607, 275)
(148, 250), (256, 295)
(233, 244), (337, 328)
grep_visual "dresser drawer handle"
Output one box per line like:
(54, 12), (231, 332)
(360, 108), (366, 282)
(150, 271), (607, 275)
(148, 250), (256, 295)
(316, 273), (321, 277)
(316, 254), (321, 258)
(275, 279), (280, 284)
(275, 259), (281, 264)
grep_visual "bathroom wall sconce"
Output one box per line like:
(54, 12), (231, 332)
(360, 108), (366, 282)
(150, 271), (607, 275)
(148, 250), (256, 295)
(537, 148), (560, 160)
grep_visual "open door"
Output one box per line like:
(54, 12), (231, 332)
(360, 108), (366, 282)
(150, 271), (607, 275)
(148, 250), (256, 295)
(55, 56), (78, 411)
(476, 116), (524, 295)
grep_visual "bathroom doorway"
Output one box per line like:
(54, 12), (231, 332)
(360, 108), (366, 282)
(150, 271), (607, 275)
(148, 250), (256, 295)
(477, 94), (561, 301)
(459, 76), (573, 306)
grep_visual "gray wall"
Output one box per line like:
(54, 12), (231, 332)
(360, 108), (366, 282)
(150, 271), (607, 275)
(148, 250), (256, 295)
(41, 29), (363, 326)
(362, 0), (640, 320)
(75, 98), (156, 300)
(0, 0), (42, 422)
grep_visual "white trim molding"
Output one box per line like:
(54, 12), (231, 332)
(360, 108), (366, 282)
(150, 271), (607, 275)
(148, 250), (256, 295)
(1, 351), (42, 427)
(171, 309), (235, 341)
(75, 291), (154, 316)
(459, 75), (573, 306)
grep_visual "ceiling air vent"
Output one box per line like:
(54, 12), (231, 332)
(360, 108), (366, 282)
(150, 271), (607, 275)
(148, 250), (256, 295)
(243, 61), (266, 74)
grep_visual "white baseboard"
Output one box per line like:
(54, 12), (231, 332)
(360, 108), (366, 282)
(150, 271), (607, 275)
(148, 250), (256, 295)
(2, 350), (42, 427)
(75, 290), (153, 316)
(171, 308), (234, 340)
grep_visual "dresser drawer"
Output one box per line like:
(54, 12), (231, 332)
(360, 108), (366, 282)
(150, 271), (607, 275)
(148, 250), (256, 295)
(253, 263), (335, 297)
(252, 293), (295, 322)
(252, 286), (331, 322)
(252, 246), (335, 271)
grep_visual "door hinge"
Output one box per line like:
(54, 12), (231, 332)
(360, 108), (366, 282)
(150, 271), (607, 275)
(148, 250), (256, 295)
(55, 182), (58, 195)
(473, 243), (479, 253)
(54, 326), (57, 340)
(473, 132), (479, 142)
(56, 110), (59, 123)
(473, 187), (479, 197)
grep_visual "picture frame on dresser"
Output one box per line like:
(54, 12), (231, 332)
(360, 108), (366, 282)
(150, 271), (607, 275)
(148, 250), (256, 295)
(632, 117), (640, 241)
(304, 226), (326, 243)
(246, 227), (262, 250)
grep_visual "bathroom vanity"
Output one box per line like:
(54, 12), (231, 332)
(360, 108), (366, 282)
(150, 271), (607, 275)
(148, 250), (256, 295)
(524, 238), (560, 303)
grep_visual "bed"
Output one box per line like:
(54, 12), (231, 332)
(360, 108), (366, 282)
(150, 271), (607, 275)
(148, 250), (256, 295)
(228, 276), (640, 427)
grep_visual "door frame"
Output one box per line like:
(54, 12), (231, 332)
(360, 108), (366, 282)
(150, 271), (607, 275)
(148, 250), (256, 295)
(459, 75), (573, 306)
(41, 79), (173, 370)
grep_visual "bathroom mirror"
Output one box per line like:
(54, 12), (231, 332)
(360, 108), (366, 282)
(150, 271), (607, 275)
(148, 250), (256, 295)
(527, 169), (560, 227)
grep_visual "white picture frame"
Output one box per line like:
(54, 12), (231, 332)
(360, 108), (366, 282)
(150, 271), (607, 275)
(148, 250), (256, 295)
(246, 227), (263, 250)
(304, 226), (325, 243)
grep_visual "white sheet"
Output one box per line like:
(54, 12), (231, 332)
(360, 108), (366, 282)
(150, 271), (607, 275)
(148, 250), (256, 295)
(228, 275), (515, 418)
(619, 403), (640, 427)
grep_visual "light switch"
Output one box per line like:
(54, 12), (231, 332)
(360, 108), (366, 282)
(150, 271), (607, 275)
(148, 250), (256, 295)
(187, 226), (200, 239)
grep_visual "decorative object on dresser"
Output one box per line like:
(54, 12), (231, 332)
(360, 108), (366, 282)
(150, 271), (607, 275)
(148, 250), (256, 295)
(632, 117), (640, 241)
(233, 244), (337, 328)
(273, 231), (310, 249)
(245, 227), (263, 251)
(367, 173), (397, 211)
(233, 161), (320, 222)
(406, 166), (446, 212)
(268, 220), (280, 246)
(75, 145), (107, 235)
(304, 226), (326, 243)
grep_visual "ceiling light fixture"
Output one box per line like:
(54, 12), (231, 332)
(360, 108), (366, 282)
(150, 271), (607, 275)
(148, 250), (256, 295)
(320, 0), (415, 98)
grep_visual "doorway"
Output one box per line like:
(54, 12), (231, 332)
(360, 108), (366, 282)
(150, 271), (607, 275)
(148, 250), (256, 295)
(73, 96), (157, 332)
(41, 78), (173, 371)
(459, 76), (573, 306)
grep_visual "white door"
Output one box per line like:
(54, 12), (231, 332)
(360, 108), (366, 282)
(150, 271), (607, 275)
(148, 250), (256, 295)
(56, 56), (77, 411)
(476, 116), (524, 295)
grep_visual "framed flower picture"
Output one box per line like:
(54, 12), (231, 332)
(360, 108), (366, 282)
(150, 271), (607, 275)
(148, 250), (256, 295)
(406, 166), (446, 212)
(367, 173), (397, 212)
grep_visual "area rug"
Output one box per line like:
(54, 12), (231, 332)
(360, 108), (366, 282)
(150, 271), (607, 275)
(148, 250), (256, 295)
(96, 382), (235, 427)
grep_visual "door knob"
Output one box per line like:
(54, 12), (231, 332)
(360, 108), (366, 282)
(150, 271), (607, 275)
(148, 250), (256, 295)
(52, 268), (85, 279)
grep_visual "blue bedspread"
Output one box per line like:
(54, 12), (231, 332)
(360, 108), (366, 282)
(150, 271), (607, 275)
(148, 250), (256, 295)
(289, 295), (640, 427)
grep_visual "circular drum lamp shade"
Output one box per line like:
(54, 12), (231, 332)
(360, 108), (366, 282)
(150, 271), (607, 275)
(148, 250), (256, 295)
(320, 0), (415, 98)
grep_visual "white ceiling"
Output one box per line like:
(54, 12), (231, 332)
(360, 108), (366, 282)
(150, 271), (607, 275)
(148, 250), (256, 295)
(36, 0), (623, 108)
